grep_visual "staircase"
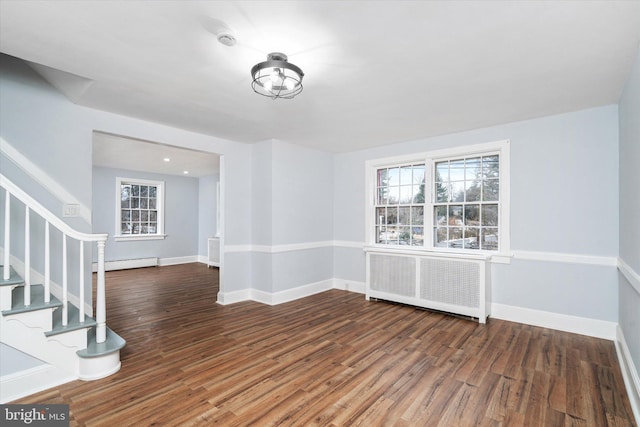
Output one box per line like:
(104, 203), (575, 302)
(0, 174), (125, 402)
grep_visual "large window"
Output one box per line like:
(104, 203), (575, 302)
(115, 177), (165, 241)
(433, 155), (499, 250)
(375, 163), (425, 245)
(367, 140), (509, 256)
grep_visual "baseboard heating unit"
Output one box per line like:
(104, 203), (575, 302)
(365, 248), (491, 323)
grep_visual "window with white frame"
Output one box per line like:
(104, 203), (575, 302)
(115, 177), (165, 240)
(368, 140), (509, 255)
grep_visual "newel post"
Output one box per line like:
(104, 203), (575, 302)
(96, 239), (107, 343)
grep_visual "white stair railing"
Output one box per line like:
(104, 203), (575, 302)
(1, 174), (109, 343)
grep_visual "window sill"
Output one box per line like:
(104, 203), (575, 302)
(115, 234), (166, 242)
(363, 245), (512, 264)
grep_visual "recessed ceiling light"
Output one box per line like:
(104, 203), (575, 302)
(163, 158), (170, 162)
(183, 171), (189, 174)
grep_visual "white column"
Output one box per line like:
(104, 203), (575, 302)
(79, 240), (84, 322)
(96, 240), (106, 343)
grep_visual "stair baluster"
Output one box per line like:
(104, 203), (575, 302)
(62, 234), (68, 326)
(79, 240), (84, 323)
(24, 206), (30, 306)
(3, 191), (9, 281)
(44, 220), (50, 303)
(1, 175), (109, 337)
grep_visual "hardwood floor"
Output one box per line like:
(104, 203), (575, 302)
(12, 263), (635, 426)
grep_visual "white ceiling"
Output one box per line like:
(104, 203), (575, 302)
(93, 132), (220, 177)
(1, 1), (639, 154)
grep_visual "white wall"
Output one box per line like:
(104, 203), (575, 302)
(618, 44), (640, 388)
(333, 105), (620, 321)
(92, 166), (200, 262)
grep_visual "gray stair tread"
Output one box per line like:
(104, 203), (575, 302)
(46, 303), (97, 337)
(77, 327), (126, 358)
(2, 284), (62, 315)
(0, 266), (24, 286)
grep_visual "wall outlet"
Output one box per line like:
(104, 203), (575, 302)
(63, 203), (80, 217)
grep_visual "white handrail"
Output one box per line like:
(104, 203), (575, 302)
(0, 175), (107, 243)
(1, 173), (109, 343)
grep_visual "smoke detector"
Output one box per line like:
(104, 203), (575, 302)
(217, 32), (236, 47)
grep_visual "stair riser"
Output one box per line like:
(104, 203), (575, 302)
(1, 316), (84, 376)
(3, 308), (54, 330)
(0, 286), (14, 311)
(78, 352), (122, 381)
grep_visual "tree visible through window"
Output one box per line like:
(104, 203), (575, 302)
(368, 140), (508, 254)
(116, 178), (164, 239)
(433, 155), (499, 250)
(375, 163), (425, 246)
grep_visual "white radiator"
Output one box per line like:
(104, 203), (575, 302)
(365, 249), (490, 323)
(207, 237), (220, 267)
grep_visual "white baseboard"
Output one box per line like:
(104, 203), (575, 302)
(254, 279), (334, 306)
(92, 255), (203, 272)
(102, 257), (158, 271)
(616, 325), (640, 424)
(0, 364), (76, 404)
(158, 256), (199, 266)
(216, 289), (252, 305)
(491, 303), (617, 340)
(333, 279), (366, 294)
(218, 279), (335, 306)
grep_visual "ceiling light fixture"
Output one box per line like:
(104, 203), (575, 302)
(251, 52), (304, 99)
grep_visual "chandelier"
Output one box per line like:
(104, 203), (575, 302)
(251, 52), (304, 99)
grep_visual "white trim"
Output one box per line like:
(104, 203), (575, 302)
(513, 250), (618, 266)
(0, 364), (76, 404)
(364, 139), (511, 258)
(115, 176), (165, 240)
(102, 257), (158, 271)
(0, 138), (91, 224)
(224, 241), (335, 253)
(91, 256), (201, 271)
(333, 240), (365, 249)
(616, 325), (640, 424)
(254, 279), (334, 305)
(158, 256), (199, 266)
(216, 289), (252, 305)
(224, 244), (254, 253)
(114, 234), (166, 242)
(333, 279), (366, 294)
(618, 258), (640, 296)
(490, 303), (617, 340)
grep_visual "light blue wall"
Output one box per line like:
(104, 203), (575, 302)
(0, 53), (254, 375)
(618, 45), (640, 383)
(0, 53), (254, 295)
(92, 166), (199, 262)
(333, 106), (620, 321)
(198, 174), (219, 257)
(249, 140), (334, 292)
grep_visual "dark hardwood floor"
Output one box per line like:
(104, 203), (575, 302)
(12, 263), (636, 426)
